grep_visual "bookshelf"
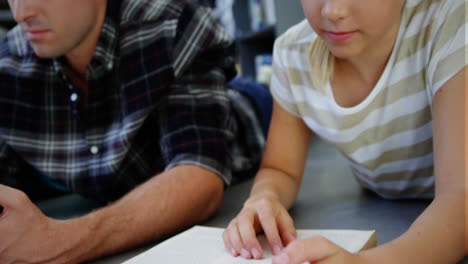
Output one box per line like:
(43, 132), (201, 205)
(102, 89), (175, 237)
(232, 0), (304, 80)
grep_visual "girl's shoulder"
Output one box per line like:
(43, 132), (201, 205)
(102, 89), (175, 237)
(399, 0), (465, 57)
(404, 0), (465, 24)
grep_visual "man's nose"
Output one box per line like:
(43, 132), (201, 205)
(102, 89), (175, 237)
(9, 0), (36, 24)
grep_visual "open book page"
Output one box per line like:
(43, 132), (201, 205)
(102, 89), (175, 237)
(123, 226), (376, 264)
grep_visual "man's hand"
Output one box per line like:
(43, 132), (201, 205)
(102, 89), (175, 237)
(272, 236), (364, 264)
(0, 165), (225, 264)
(0, 184), (72, 264)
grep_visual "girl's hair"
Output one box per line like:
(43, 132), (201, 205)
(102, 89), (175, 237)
(308, 37), (335, 91)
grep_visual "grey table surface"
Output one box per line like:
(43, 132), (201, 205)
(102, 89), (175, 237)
(37, 139), (467, 263)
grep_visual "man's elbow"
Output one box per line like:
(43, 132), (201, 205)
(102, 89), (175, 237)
(199, 179), (224, 221)
(177, 165), (225, 223)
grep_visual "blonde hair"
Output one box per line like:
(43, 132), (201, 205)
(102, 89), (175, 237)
(308, 37), (335, 91)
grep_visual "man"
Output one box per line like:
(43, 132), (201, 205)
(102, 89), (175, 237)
(0, 0), (268, 263)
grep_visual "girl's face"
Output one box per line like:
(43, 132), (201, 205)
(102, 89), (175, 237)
(301, 0), (405, 60)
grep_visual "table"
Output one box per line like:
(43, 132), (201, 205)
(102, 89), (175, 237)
(37, 139), (467, 263)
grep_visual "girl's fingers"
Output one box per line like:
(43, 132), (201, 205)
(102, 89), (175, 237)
(222, 225), (238, 257)
(273, 236), (341, 264)
(258, 206), (283, 255)
(238, 214), (263, 259)
(277, 212), (297, 245)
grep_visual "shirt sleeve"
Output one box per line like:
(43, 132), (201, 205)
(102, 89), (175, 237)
(269, 35), (302, 117)
(158, 3), (237, 185)
(427, 0), (467, 97)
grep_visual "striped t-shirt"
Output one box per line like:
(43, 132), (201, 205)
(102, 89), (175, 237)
(270, 0), (466, 199)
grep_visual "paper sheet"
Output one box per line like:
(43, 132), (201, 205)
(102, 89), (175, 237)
(123, 226), (375, 264)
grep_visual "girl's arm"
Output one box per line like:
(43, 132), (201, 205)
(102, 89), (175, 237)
(251, 100), (313, 211)
(357, 66), (467, 264)
(273, 67), (466, 264)
(223, 100), (312, 259)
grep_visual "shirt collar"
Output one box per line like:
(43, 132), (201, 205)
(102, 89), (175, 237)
(86, 17), (119, 80)
(53, 1), (121, 81)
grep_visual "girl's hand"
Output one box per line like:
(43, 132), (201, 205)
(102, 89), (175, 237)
(222, 194), (297, 259)
(272, 236), (364, 264)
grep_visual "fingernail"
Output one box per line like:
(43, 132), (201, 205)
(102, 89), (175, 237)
(251, 248), (261, 259)
(230, 248), (237, 256)
(241, 248), (251, 259)
(274, 253), (290, 264)
(273, 245), (282, 255)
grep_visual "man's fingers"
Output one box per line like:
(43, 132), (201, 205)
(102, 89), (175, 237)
(0, 184), (27, 209)
(272, 236), (339, 264)
(0, 184), (15, 201)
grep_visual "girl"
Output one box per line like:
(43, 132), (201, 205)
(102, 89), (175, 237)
(223, 0), (466, 263)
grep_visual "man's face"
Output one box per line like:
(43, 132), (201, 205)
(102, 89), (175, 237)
(8, 0), (105, 58)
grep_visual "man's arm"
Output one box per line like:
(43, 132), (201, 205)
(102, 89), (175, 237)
(68, 2), (235, 261)
(0, 165), (224, 264)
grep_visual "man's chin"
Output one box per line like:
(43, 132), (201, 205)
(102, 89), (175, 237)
(31, 46), (63, 59)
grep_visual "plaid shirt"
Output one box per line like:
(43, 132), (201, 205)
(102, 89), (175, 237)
(0, 0), (264, 203)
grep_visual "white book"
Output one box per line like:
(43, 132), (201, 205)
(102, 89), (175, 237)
(123, 226), (377, 264)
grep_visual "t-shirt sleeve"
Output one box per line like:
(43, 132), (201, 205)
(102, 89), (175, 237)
(269, 36), (302, 117)
(427, 0), (467, 97)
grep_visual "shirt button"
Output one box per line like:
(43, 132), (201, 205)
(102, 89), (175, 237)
(70, 93), (78, 102)
(90, 146), (99, 155)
